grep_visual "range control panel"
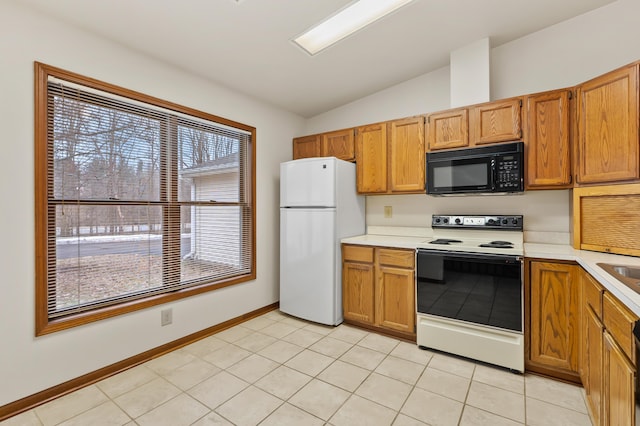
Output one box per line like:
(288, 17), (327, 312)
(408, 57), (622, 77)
(432, 215), (523, 231)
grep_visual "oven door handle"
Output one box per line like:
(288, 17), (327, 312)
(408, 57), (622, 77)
(417, 249), (522, 264)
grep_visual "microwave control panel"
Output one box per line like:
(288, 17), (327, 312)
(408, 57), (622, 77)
(495, 154), (523, 191)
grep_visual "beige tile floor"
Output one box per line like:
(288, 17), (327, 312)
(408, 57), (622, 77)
(1, 310), (592, 426)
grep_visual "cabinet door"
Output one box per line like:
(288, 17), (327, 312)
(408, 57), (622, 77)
(322, 128), (355, 161)
(584, 304), (604, 426)
(525, 90), (573, 188)
(356, 123), (387, 193)
(427, 108), (469, 150)
(389, 117), (425, 192)
(529, 262), (580, 373)
(603, 331), (636, 426)
(577, 65), (639, 184)
(470, 99), (522, 145)
(293, 135), (321, 159)
(376, 264), (415, 334)
(342, 261), (375, 324)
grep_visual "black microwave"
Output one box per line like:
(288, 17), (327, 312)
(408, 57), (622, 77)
(426, 141), (524, 195)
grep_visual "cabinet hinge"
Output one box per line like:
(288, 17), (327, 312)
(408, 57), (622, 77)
(568, 90), (573, 100)
(569, 174), (573, 184)
(519, 99), (523, 107)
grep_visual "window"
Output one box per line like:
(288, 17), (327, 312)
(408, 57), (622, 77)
(34, 62), (256, 335)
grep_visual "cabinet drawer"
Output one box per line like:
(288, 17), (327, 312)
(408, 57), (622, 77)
(603, 292), (638, 361)
(343, 245), (374, 263)
(377, 248), (414, 268)
(583, 271), (603, 318)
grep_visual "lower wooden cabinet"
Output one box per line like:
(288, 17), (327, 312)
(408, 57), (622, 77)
(527, 260), (580, 380)
(603, 331), (635, 426)
(581, 270), (605, 424)
(580, 269), (638, 426)
(342, 246), (375, 324)
(342, 244), (415, 339)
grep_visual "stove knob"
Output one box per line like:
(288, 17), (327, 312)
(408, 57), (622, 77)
(502, 219), (508, 225)
(512, 218), (519, 225)
(487, 218), (495, 225)
(443, 218), (449, 224)
(434, 217), (441, 224)
(454, 218), (461, 224)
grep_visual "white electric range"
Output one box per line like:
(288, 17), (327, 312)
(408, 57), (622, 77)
(416, 215), (525, 372)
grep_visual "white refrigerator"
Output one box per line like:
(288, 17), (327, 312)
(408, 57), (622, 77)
(280, 157), (365, 325)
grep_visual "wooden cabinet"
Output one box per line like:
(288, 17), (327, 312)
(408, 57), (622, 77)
(355, 122), (387, 193)
(342, 245), (375, 324)
(292, 134), (321, 159)
(293, 128), (355, 161)
(572, 183), (640, 257)
(342, 244), (415, 339)
(321, 128), (355, 161)
(389, 117), (426, 192)
(376, 248), (415, 334)
(527, 261), (580, 380)
(356, 117), (425, 194)
(576, 64), (639, 185)
(581, 270), (605, 425)
(427, 108), (469, 151)
(470, 98), (522, 146)
(580, 269), (638, 426)
(603, 331), (635, 426)
(427, 98), (522, 151)
(524, 89), (573, 189)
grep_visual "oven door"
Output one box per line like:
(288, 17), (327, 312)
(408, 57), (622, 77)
(426, 154), (493, 195)
(416, 249), (523, 332)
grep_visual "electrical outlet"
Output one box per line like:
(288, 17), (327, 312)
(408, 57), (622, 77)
(161, 308), (172, 326)
(384, 206), (392, 218)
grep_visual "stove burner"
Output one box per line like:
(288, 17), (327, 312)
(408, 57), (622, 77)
(429, 238), (463, 245)
(479, 240), (514, 248)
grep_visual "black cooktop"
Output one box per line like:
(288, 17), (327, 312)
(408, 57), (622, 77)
(479, 240), (514, 248)
(429, 238), (463, 245)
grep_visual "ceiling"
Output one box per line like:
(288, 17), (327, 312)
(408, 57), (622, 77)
(16, 0), (616, 117)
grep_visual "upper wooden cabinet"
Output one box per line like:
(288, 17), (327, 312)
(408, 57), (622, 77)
(427, 98), (522, 151)
(321, 128), (355, 161)
(426, 108), (469, 151)
(524, 89), (573, 189)
(389, 117), (426, 192)
(292, 134), (321, 160)
(292, 128), (355, 161)
(576, 64), (639, 185)
(470, 98), (522, 145)
(356, 117), (425, 194)
(356, 122), (388, 193)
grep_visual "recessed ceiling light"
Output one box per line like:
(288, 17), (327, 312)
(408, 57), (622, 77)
(293, 0), (415, 56)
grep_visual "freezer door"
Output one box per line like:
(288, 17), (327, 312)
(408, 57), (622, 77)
(280, 158), (336, 207)
(280, 208), (340, 325)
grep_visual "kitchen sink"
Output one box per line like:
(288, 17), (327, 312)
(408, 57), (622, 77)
(597, 263), (640, 294)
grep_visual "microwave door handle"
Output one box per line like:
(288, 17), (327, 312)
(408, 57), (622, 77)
(491, 158), (497, 191)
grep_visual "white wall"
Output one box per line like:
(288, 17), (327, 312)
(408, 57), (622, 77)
(0, 2), (303, 406)
(491, 0), (640, 100)
(304, 66), (450, 135)
(366, 191), (571, 233)
(304, 0), (640, 236)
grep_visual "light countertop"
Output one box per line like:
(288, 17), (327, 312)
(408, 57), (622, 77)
(342, 229), (640, 317)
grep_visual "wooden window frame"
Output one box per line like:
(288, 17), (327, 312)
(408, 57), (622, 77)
(34, 62), (256, 336)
